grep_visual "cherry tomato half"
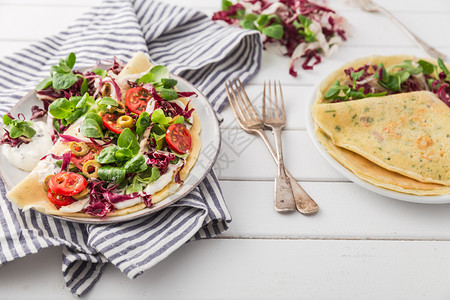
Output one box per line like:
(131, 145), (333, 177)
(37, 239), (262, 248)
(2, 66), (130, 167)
(48, 171), (87, 196)
(70, 142), (102, 171)
(101, 113), (123, 134)
(125, 87), (152, 115)
(166, 123), (191, 154)
(47, 189), (75, 207)
(71, 152), (95, 171)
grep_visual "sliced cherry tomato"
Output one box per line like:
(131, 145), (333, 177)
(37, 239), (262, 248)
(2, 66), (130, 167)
(47, 189), (75, 207)
(125, 87), (152, 115)
(101, 113), (123, 134)
(48, 171), (87, 196)
(166, 123), (191, 154)
(70, 143), (102, 171)
(71, 152), (95, 171)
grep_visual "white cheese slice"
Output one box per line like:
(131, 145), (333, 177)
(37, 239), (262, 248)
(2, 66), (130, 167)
(59, 197), (90, 213)
(114, 196), (142, 210)
(145, 162), (182, 195)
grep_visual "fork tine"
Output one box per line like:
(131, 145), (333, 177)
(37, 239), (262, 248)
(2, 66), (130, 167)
(225, 80), (246, 124)
(273, 80), (280, 118)
(232, 79), (254, 122)
(236, 78), (260, 120)
(268, 80), (274, 118)
(278, 80), (286, 120)
(262, 81), (267, 119)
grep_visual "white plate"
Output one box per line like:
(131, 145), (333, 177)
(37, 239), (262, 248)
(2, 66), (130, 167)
(305, 82), (450, 204)
(0, 74), (221, 223)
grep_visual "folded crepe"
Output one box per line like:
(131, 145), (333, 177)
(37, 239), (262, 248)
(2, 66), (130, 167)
(6, 52), (201, 218)
(311, 55), (450, 196)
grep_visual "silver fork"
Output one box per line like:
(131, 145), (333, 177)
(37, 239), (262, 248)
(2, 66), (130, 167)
(354, 0), (447, 60)
(262, 80), (296, 212)
(225, 79), (319, 214)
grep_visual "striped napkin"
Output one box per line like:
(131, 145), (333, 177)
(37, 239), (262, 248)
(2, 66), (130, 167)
(0, 0), (261, 295)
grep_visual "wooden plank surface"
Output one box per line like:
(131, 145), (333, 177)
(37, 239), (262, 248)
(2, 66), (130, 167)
(221, 181), (450, 240)
(1, 0), (450, 299)
(2, 239), (450, 299)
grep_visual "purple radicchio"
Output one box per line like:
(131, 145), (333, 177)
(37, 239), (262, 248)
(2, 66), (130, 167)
(96, 56), (125, 75)
(30, 105), (47, 120)
(83, 181), (140, 218)
(140, 84), (196, 119)
(141, 191), (153, 208)
(60, 151), (72, 172)
(154, 99), (195, 119)
(343, 64), (375, 94)
(211, 3), (245, 24)
(173, 162), (185, 184)
(146, 151), (176, 174)
(59, 134), (87, 143)
(36, 70), (98, 103)
(0, 129), (31, 148)
(40, 153), (63, 160)
(436, 83), (450, 106)
(212, 0), (347, 77)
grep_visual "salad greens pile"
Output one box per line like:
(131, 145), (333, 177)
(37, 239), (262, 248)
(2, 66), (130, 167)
(324, 57), (450, 107)
(1, 51), (199, 218)
(30, 52), (198, 217)
(212, 0), (347, 77)
(96, 128), (147, 184)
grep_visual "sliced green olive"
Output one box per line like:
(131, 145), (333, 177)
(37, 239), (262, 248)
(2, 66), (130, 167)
(101, 82), (112, 97)
(117, 115), (134, 128)
(70, 142), (89, 157)
(43, 174), (54, 191)
(82, 160), (101, 178)
(108, 101), (126, 114)
(72, 188), (89, 200)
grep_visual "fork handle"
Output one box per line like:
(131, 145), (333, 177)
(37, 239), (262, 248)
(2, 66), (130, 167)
(285, 168), (319, 214)
(272, 128), (296, 212)
(256, 129), (319, 215)
(377, 5), (447, 60)
(275, 173), (296, 212)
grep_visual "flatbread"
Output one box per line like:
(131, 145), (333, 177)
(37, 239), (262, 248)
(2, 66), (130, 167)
(6, 54), (201, 218)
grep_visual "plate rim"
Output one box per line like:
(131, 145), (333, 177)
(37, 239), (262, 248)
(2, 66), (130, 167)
(0, 73), (221, 223)
(305, 80), (450, 204)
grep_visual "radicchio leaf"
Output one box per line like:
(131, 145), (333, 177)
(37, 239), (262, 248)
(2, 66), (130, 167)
(30, 105), (47, 120)
(146, 150), (176, 174)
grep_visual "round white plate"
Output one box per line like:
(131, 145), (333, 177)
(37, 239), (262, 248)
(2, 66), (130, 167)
(0, 74), (221, 223)
(305, 82), (450, 204)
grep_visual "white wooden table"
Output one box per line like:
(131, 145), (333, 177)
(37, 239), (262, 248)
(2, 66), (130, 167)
(1, 0), (450, 298)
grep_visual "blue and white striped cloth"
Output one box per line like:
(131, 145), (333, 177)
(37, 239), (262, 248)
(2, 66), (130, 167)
(0, 0), (261, 295)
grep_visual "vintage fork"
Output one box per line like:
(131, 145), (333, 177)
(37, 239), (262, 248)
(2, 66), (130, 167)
(261, 80), (296, 212)
(224, 79), (319, 214)
(354, 0), (447, 60)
